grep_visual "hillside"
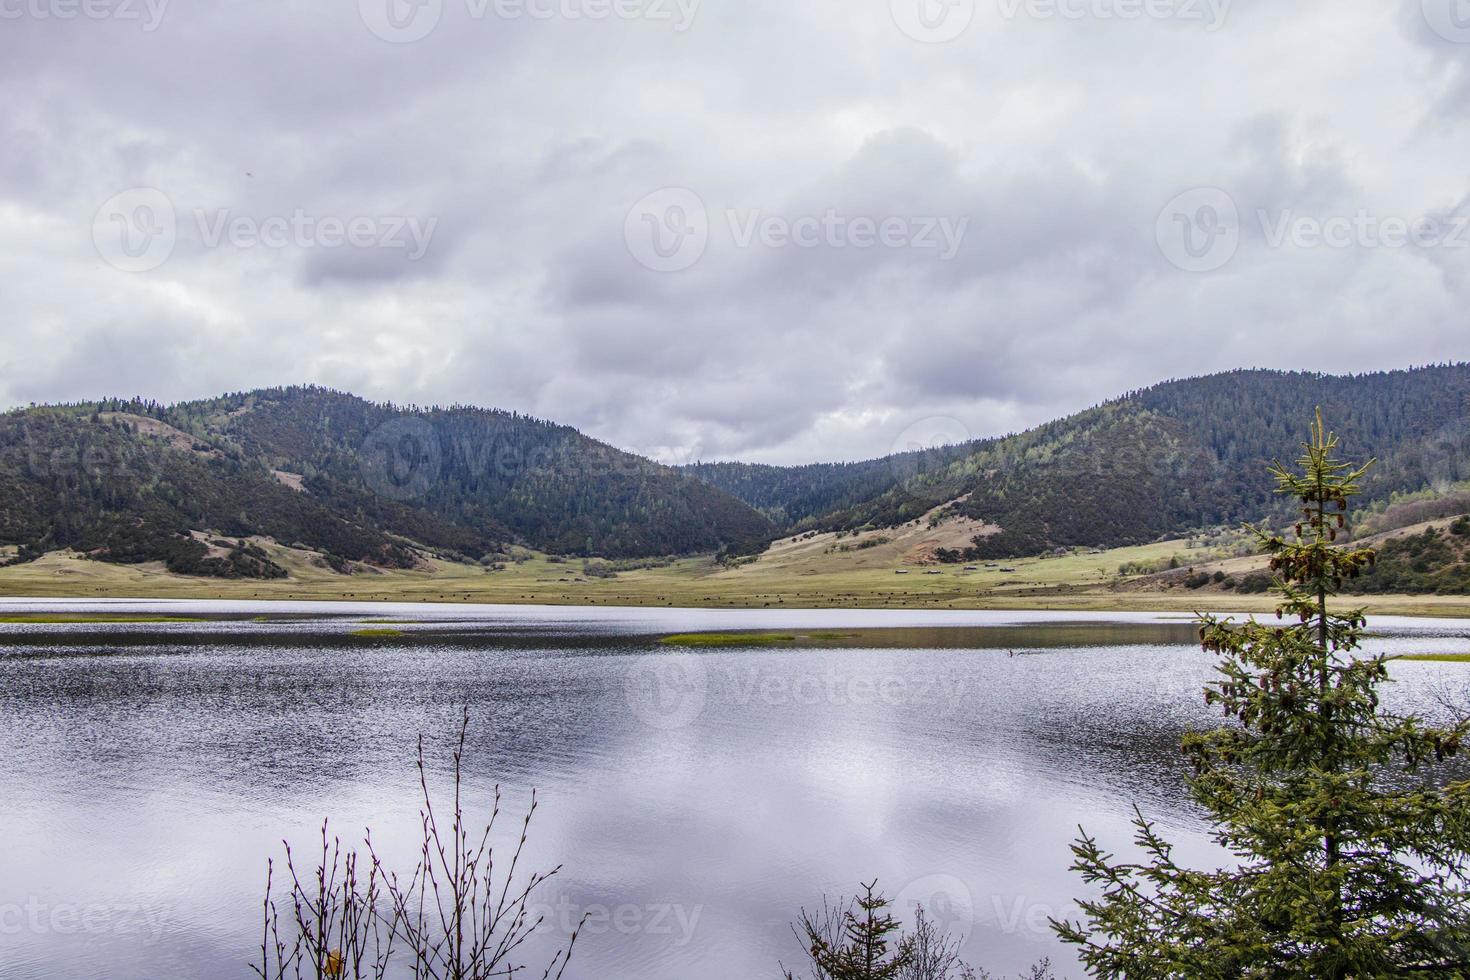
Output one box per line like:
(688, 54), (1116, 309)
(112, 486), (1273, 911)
(0, 387), (773, 577)
(687, 365), (1470, 559)
(5, 367), (1470, 586)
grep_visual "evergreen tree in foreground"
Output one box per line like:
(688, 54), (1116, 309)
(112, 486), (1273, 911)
(1053, 411), (1470, 978)
(786, 883), (914, 980)
(783, 882), (1054, 980)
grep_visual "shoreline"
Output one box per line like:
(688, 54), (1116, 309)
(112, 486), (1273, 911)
(5, 546), (1470, 620)
(3, 588), (1470, 621)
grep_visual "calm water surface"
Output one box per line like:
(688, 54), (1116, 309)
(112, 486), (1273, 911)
(1, 600), (1467, 979)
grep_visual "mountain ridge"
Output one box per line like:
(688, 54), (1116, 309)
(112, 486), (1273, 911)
(3, 365), (1468, 579)
(684, 364), (1470, 558)
(0, 386), (774, 576)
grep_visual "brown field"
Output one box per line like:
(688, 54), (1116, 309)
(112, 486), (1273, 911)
(3, 530), (1469, 619)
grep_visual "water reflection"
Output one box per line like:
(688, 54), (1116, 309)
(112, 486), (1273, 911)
(0, 602), (1466, 979)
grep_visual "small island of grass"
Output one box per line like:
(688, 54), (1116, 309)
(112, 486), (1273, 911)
(659, 631), (799, 647)
(658, 630), (860, 647)
(0, 613), (202, 624)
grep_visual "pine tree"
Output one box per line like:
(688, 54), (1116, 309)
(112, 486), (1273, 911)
(787, 882), (914, 980)
(1053, 411), (1470, 978)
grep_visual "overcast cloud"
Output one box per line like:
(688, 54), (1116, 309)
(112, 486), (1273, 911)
(1, 0), (1468, 463)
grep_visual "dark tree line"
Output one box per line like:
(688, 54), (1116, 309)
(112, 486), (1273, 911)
(686, 364), (1470, 561)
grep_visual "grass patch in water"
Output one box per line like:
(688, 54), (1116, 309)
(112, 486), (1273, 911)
(351, 627), (406, 638)
(660, 631), (799, 647)
(1400, 653), (1470, 663)
(0, 613), (201, 624)
(658, 630), (860, 647)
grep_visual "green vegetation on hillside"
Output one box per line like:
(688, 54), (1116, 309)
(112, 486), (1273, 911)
(0, 386), (772, 578)
(7, 368), (1470, 594)
(1056, 414), (1470, 976)
(186, 387), (774, 559)
(689, 365), (1470, 562)
(1344, 517), (1470, 595)
(0, 408), (442, 577)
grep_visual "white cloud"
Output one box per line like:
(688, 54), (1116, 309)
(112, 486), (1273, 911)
(1, 0), (1466, 463)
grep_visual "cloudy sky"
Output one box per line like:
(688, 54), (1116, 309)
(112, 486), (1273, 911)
(2, 0), (1468, 464)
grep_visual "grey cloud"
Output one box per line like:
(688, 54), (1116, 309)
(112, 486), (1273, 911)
(1, 0), (1467, 464)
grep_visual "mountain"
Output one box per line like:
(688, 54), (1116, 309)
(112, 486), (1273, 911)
(5, 367), (1469, 583)
(0, 387), (774, 577)
(686, 365), (1470, 559)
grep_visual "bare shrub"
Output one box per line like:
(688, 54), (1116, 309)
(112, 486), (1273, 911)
(252, 709), (581, 979)
(783, 883), (1054, 980)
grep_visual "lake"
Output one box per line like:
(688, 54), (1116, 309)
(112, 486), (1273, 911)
(1, 600), (1467, 979)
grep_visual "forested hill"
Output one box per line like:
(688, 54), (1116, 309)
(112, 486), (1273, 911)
(686, 365), (1470, 558)
(0, 387), (773, 576)
(5, 368), (1468, 579)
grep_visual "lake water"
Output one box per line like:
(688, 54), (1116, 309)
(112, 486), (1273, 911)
(1, 600), (1467, 979)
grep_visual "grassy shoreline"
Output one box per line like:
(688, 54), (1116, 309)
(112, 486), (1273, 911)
(4, 545), (1470, 619)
